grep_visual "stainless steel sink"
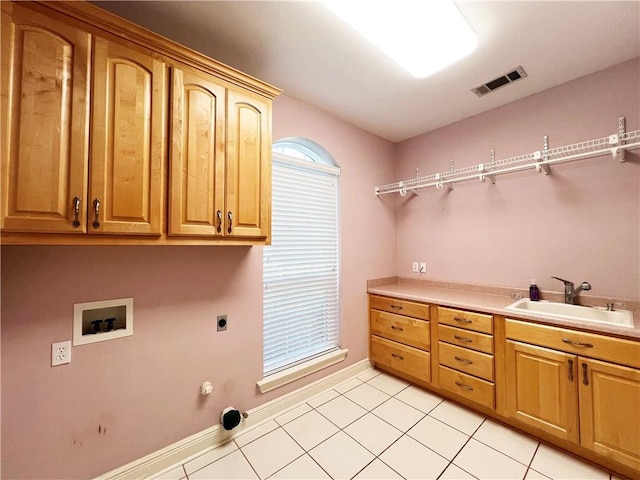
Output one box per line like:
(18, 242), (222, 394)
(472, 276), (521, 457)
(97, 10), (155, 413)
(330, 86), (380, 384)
(505, 298), (635, 328)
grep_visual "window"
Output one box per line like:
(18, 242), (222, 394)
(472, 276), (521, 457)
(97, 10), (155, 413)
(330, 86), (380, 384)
(262, 138), (340, 378)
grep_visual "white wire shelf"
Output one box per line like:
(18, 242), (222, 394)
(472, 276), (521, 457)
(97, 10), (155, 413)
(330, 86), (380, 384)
(376, 117), (639, 196)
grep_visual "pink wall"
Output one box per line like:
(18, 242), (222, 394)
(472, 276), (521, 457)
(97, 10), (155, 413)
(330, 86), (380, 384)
(0, 95), (397, 479)
(395, 58), (640, 300)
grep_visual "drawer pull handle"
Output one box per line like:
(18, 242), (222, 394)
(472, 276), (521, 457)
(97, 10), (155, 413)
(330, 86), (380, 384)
(582, 362), (589, 385)
(72, 196), (81, 228)
(92, 198), (100, 228)
(390, 304), (404, 310)
(227, 211), (233, 234)
(454, 317), (472, 324)
(568, 359), (574, 382)
(562, 338), (593, 348)
(454, 356), (473, 365)
(454, 335), (473, 343)
(455, 381), (474, 391)
(391, 353), (404, 360)
(216, 210), (223, 233)
(390, 325), (404, 332)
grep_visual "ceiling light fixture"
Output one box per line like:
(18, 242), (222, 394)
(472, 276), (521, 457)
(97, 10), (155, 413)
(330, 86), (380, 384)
(321, 0), (478, 78)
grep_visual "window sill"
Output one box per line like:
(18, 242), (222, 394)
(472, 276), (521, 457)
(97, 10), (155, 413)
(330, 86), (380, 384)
(257, 349), (349, 394)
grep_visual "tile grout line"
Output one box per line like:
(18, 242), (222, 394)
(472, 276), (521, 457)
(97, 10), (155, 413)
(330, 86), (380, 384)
(523, 442), (542, 480)
(436, 416), (486, 479)
(236, 446), (261, 479)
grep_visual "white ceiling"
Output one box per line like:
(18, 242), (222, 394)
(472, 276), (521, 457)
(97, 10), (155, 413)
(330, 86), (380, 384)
(93, 1), (640, 143)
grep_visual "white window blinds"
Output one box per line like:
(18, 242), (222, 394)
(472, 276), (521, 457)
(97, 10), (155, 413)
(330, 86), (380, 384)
(263, 153), (340, 376)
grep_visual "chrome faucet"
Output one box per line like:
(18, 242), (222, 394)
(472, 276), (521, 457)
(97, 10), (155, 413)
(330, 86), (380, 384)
(551, 276), (592, 304)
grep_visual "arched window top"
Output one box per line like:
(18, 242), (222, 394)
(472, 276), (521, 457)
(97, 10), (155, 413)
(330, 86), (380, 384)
(273, 137), (340, 170)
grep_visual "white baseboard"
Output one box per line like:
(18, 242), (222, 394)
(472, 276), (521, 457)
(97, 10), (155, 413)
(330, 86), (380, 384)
(96, 358), (373, 480)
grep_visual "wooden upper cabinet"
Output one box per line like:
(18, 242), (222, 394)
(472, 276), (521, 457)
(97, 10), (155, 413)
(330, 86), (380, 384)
(1, 3), (90, 233)
(169, 66), (225, 236)
(90, 37), (166, 235)
(226, 89), (271, 239)
(1, 1), (279, 244)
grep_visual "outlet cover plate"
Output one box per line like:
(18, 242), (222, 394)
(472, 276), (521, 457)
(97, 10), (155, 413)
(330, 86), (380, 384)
(52, 340), (71, 366)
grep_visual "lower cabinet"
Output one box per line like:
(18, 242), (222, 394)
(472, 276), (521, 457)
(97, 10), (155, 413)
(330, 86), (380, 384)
(370, 335), (431, 383)
(505, 340), (579, 442)
(369, 295), (431, 383)
(436, 307), (496, 409)
(579, 357), (640, 470)
(367, 294), (640, 477)
(505, 319), (640, 472)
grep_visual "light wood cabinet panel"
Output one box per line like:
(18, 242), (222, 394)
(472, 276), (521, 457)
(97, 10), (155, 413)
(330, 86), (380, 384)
(505, 319), (640, 368)
(506, 340), (579, 442)
(1, 3), (90, 233)
(438, 307), (493, 334)
(371, 335), (431, 383)
(438, 365), (495, 409)
(370, 295), (430, 320)
(579, 358), (640, 471)
(90, 37), (166, 234)
(169, 67), (225, 236)
(370, 310), (430, 350)
(439, 341), (494, 381)
(438, 324), (494, 354)
(226, 89), (270, 238)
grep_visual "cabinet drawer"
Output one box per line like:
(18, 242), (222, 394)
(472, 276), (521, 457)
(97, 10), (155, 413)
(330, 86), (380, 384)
(371, 335), (431, 383)
(370, 310), (430, 350)
(439, 342), (494, 381)
(370, 295), (430, 320)
(438, 365), (495, 409)
(438, 324), (494, 354)
(505, 319), (640, 369)
(438, 307), (493, 334)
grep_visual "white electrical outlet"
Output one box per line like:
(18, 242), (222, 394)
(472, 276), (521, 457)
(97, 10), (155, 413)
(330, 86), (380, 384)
(52, 341), (71, 366)
(412, 262), (419, 273)
(419, 262), (427, 273)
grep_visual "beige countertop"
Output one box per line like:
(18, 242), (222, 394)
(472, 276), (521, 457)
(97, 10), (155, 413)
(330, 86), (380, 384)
(368, 280), (640, 340)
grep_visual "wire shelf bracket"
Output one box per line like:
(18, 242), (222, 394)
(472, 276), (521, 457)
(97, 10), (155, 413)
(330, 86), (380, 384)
(376, 116), (639, 196)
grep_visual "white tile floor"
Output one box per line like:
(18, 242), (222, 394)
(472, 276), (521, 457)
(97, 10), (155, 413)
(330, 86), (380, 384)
(155, 370), (622, 480)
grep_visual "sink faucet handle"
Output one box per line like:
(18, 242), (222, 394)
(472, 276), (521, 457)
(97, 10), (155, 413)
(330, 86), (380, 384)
(551, 276), (572, 285)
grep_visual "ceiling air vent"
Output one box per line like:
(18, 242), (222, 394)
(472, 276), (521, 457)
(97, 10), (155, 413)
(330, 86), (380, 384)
(472, 66), (527, 97)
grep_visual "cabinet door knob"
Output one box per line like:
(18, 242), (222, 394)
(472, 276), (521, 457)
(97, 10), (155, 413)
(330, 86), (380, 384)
(72, 196), (81, 228)
(216, 210), (222, 233)
(227, 211), (233, 234)
(92, 198), (100, 228)
(582, 362), (589, 385)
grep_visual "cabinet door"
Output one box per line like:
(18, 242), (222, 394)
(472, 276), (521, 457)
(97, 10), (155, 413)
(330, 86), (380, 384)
(90, 37), (166, 235)
(169, 67), (225, 236)
(226, 89), (270, 238)
(579, 358), (640, 471)
(506, 340), (579, 442)
(1, 3), (90, 233)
